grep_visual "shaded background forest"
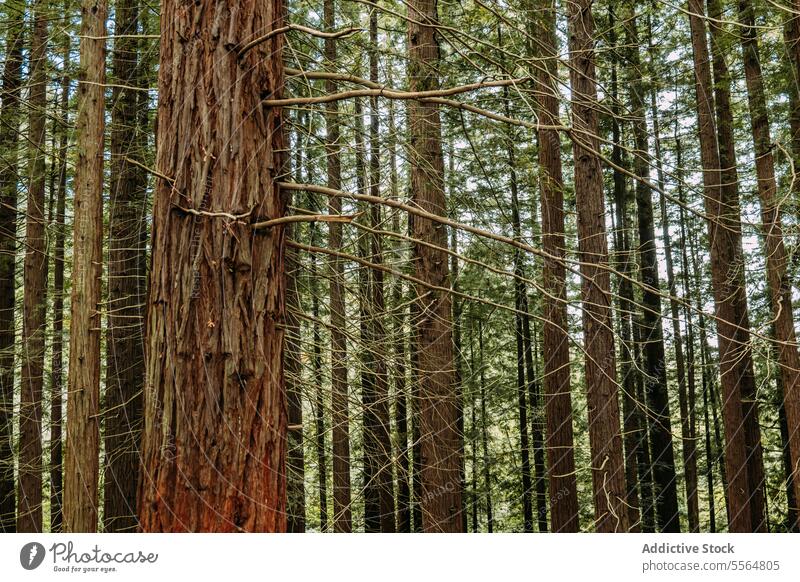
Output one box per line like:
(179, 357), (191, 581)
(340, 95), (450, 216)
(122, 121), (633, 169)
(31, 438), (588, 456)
(2, 0), (800, 533)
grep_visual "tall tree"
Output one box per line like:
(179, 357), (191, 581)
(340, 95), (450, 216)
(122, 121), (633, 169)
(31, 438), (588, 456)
(408, 0), (463, 532)
(104, 0), (146, 532)
(687, 0), (760, 532)
(0, 0), (24, 533)
(737, 0), (800, 518)
(50, 24), (71, 532)
(18, 0), (48, 533)
(530, 0), (580, 534)
(137, 0), (288, 532)
(567, 0), (629, 532)
(621, 2), (680, 532)
(324, 0), (352, 534)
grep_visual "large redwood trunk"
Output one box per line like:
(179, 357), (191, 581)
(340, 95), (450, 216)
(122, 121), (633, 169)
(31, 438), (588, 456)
(137, 0), (287, 532)
(408, 0), (463, 532)
(64, 0), (105, 533)
(104, 0), (146, 532)
(324, 0), (352, 534)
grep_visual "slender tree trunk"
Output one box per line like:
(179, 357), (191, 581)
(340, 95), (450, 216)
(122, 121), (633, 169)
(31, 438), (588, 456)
(620, 3), (680, 532)
(478, 320), (493, 533)
(324, 0), (352, 533)
(286, 141), (305, 531)
(137, 0), (287, 532)
(567, 0), (629, 532)
(104, 0), (145, 532)
(531, 0), (579, 533)
(785, 0), (800, 228)
(309, 204), (329, 532)
(737, 0), (800, 520)
(690, 0), (765, 532)
(18, 0), (49, 533)
(408, 0), (462, 532)
(648, 29), (699, 531)
(0, 4), (23, 533)
(368, 7), (394, 534)
(50, 30), (70, 533)
(388, 100), (410, 534)
(608, 21), (642, 530)
(503, 78), (533, 533)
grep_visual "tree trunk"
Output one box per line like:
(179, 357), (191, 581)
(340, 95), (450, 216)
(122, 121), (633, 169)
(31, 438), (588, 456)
(137, 0), (287, 532)
(324, 0), (352, 534)
(737, 0), (800, 521)
(0, 6), (23, 534)
(50, 30), (70, 533)
(608, 18), (642, 530)
(18, 0), (48, 533)
(622, 3), (680, 532)
(408, 0), (462, 532)
(531, 0), (579, 533)
(104, 0), (145, 532)
(286, 174), (305, 532)
(64, 0), (106, 533)
(388, 100), (410, 533)
(687, 0), (761, 531)
(567, 0), (629, 532)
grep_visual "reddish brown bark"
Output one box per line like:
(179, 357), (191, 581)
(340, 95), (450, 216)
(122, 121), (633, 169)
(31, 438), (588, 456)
(64, 0), (106, 533)
(567, 0), (629, 533)
(737, 0), (800, 523)
(104, 0), (146, 532)
(324, 0), (352, 534)
(688, 0), (758, 532)
(408, 0), (463, 532)
(18, 0), (48, 533)
(137, 0), (287, 532)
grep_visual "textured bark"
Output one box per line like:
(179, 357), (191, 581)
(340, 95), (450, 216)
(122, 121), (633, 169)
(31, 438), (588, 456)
(286, 220), (305, 533)
(688, 0), (759, 532)
(707, 0), (766, 532)
(368, 7), (394, 533)
(389, 101), (410, 533)
(567, 0), (629, 532)
(0, 5), (23, 533)
(737, 0), (800, 521)
(622, 3), (680, 532)
(408, 0), (462, 532)
(104, 0), (146, 532)
(656, 130), (699, 533)
(324, 0), (351, 534)
(309, 196), (328, 532)
(50, 31), (70, 533)
(137, 0), (287, 532)
(65, 0), (106, 533)
(18, 0), (48, 533)
(531, 0), (579, 533)
(608, 19), (642, 530)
